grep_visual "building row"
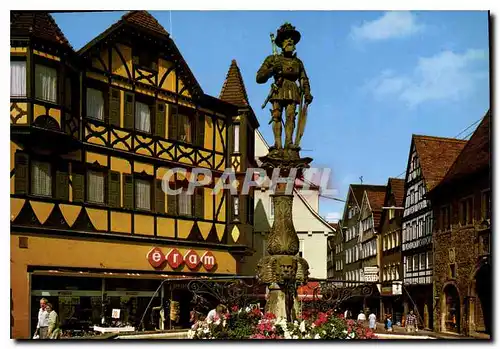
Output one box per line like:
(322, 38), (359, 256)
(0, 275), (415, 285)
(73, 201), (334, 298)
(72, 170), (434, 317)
(327, 110), (491, 337)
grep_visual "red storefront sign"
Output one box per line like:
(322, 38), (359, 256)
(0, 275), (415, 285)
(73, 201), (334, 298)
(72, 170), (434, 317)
(147, 247), (216, 271)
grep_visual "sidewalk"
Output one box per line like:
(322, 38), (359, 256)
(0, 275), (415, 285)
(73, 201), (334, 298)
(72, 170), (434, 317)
(373, 323), (490, 340)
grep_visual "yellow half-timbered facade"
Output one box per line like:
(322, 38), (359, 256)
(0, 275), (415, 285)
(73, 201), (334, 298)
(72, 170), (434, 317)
(10, 11), (258, 338)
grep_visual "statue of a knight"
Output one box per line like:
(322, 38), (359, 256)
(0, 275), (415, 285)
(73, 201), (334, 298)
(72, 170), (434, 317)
(256, 23), (313, 150)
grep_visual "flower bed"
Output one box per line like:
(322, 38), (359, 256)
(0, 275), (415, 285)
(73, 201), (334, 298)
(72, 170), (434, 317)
(188, 306), (376, 340)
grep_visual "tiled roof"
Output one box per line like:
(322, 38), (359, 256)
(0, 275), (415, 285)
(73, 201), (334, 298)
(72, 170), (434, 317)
(365, 186), (387, 228)
(388, 177), (405, 207)
(413, 135), (467, 191)
(11, 11), (72, 49)
(122, 10), (169, 36)
(350, 184), (385, 207)
(434, 110), (491, 188)
(220, 59), (250, 107)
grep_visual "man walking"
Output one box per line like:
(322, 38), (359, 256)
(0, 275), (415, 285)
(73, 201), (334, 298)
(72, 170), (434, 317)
(405, 310), (418, 333)
(34, 298), (49, 339)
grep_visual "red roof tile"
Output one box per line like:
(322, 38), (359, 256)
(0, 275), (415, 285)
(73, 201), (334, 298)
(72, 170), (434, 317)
(220, 59), (250, 107)
(350, 184), (385, 207)
(388, 177), (405, 207)
(122, 10), (169, 36)
(413, 135), (467, 191)
(434, 110), (491, 188)
(11, 11), (72, 49)
(364, 186), (387, 227)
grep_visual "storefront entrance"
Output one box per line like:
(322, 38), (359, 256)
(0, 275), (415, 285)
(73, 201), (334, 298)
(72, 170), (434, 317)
(441, 284), (460, 333)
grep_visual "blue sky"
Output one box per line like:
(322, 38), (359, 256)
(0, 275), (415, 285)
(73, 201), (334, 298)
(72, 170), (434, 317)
(52, 10), (490, 221)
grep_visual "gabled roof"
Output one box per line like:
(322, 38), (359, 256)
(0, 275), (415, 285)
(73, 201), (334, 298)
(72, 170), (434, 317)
(77, 11), (203, 98)
(350, 184), (385, 208)
(388, 177), (405, 207)
(11, 11), (72, 49)
(432, 110), (491, 190)
(220, 59), (250, 107)
(412, 135), (467, 191)
(363, 185), (387, 228)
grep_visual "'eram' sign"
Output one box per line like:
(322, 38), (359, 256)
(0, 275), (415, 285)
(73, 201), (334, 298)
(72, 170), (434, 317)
(147, 247), (216, 271)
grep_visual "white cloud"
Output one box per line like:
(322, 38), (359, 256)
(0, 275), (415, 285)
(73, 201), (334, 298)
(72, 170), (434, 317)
(365, 49), (488, 107)
(351, 11), (424, 41)
(326, 212), (341, 223)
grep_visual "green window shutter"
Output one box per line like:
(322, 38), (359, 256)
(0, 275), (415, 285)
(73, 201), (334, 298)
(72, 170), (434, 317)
(55, 163), (69, 201)
(109, 87), (121, 127)
(155, 102), (166, 138)
(167, 104), (178, 140)
(196, 112), (205, 147)
(155, 179), (165, 213)
(123, 174), (134, 209)
(108, 171), (121, 208)
(195, 187), (204, 219)
(72, 166), (85, 203)
(14, 153), (29, 194)
(124, 92), (135, 130)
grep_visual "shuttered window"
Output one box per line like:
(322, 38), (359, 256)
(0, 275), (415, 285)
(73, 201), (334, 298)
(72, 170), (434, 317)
(86, 88), (105, 121)
(177, 114), (192, 143)
(135, 101), (151, 133)
(178, 190), (192, 216)
(135, 179), (151, 211)
(155, 102), (166, 138)
(155, 179), (165, 213)
(87, 171), (105, 204)
(55, 164), (69, 201)
(194, 187), (204, 219)
(31, 161), (52, 197)
(108, 171), (121, 208)
(14, 153), (29, 194)
(35, 64), (57, 103)
(109, 88), (120, 126)
(11, 61), (26, 97)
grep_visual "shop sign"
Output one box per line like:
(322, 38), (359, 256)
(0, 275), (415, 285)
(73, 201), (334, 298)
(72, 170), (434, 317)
(392, 281), (402, 295)
(363, 266), (379, 282)
(381, 286), (392, 296)
(147, 247), (216, 271)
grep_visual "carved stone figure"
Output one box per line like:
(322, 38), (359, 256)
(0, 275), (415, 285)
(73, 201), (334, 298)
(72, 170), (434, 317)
(257, 22), (313, 151)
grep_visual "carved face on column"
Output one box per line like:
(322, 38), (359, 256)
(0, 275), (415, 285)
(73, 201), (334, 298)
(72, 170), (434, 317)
(276, 255), (298, 282)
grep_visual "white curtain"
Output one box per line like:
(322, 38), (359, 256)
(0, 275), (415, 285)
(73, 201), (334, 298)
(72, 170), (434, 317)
(86, 88), (104, 121)
(35, 64), (57, 102)
(136, 179), (151, 210)
(233, 125), (240, 152)
(178, 191), (192, 216)
(135, 102), (151, 133)
(88, 171), (104, 203)
(32, 161), (52, 197)
(11, 61), (26, 97)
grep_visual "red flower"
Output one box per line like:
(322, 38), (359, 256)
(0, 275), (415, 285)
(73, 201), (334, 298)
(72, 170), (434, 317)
(231, 305), (239, 312)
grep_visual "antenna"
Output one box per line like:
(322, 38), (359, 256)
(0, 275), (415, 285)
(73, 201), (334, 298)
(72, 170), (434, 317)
(359, 176), (363, 184)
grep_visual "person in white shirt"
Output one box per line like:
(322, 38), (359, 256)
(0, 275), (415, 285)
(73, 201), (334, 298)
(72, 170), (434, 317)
(357, 310), (366, 322)
(368, 312), (377, 329)
(34, 298), (49, 339)
(206, 304), (226, 324)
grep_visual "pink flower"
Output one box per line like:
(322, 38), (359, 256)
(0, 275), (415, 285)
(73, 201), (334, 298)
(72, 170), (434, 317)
(231, 305), (239, 312)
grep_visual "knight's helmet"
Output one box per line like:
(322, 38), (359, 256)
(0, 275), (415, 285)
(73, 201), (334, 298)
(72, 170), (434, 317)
(275, 22), (301, 48)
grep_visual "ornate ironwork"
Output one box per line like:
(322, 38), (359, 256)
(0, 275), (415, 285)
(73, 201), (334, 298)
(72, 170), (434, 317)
(187, 277), (263, 312)
(298, 280), (377, 314)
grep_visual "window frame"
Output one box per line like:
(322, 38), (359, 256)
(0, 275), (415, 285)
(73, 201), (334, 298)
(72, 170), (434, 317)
(134, 97), (153, 135)
(86, 168), (107, 205)
(10, 59), (27, 98)
(30, 159), (53, 198)
(34, 60), (59, 104)
(134, 176), (153, 212)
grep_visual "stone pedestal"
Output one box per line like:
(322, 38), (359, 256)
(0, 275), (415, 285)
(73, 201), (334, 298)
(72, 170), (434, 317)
(256, 148), (312, 321)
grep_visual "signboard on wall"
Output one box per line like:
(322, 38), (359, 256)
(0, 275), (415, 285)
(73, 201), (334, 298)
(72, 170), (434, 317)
(392, 281), (403, 295)
(363, 266), (379, 282)
(147, 247), (217, 271)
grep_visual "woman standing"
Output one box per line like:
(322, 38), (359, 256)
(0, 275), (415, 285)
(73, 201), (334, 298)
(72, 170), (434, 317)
(46, 303), (61, 339)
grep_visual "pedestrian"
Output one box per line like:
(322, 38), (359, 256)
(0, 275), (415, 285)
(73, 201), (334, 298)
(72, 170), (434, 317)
(357, 310), (366, 323)
(405, 310), (418, 333)
(46, 303), (61, 339)
(33, 298), (49, 339)
(206, 304), (226, 324)
(344, 308), (350, 319)
(368, 311), (377, 330)
(384, 314), (393, 332)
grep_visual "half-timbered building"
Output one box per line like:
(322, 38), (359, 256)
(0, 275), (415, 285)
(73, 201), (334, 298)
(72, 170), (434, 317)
(401, 134), (467, 329)
(10, 11), (257, 339)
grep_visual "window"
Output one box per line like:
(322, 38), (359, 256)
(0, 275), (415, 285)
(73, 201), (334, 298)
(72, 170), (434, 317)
(178, 190), (192, 216)
(177, 113), (192, 143)
(420, 253), (426, 270)
(391, 233), (396, 249)
(135, 101), (151, 133)
(35, 64), (57, 103)
(406, 256), (412, 272)
(87, 171), (105, 204)
(482, 190), (491, 220)
(460, 197), (474, 226)
(11, 61), (26, 97)
(389, 208), (395, 221)
(31, 161), (52, 197)
(86, 88), (105, 121)
(427, 251), (433, 269)
(233, 125), (240, 153)
(135, 179), (151, 210)
(413, 255), (419, 271)
(395, 265), (400, 279)
(449, 264), (457, 278)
